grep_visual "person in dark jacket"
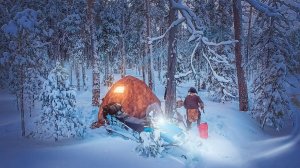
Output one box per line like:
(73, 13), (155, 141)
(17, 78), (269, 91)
(183, 87), (204, 130)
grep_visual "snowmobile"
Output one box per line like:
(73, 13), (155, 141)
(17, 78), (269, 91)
(101, 103), (185, 142)
(100, 103), (201, 159)
(99, 103), (202, 160)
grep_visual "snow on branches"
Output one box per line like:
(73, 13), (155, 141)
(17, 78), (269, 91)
(135, 131), (165, 157)
(249, 0), (297, 130)
(251, 54), (290, 130)
(33, 62), (86, 141)
(245, 0), (282, 18)
(149, 0), (238, 102)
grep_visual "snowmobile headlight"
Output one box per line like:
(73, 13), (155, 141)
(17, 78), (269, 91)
(157, 117), (166, 126)
(114, 86), (125, 93)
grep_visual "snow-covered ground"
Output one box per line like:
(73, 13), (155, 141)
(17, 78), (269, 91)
(1, 71), (299, 168)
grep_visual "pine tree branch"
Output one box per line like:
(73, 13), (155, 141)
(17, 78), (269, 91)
(190, 41), (200, 76)
(202, 52), (230, 83)
(202, 37), (238, 46)
(148, 17), (185, 44)
(245, 0), (283, 18)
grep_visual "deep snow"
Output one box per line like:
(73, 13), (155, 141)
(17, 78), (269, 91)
(0, 71), (299, 168)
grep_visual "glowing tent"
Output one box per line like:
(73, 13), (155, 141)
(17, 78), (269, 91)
(95, 75), (161, 127)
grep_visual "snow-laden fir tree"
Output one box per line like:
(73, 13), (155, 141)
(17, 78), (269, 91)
(252, 54), (290, 130)
(34, 62), (85, 141)
(250, 0), (299, 130)
(1, 8), (50, 136)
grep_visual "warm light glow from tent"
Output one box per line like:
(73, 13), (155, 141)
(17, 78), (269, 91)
(114, 86), (125, 93)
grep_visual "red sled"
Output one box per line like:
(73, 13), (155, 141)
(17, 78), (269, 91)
(198, 122), (208, 139)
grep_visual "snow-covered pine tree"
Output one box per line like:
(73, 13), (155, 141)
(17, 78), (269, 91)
(2, 8), (50, 136)
(252, 54), (290, 130)
(34, 62), (85, 141)
(250, 0), (298, 130)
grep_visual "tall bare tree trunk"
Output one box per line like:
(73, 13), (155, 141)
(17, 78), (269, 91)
(146, 0), (154, 90)
(142, 44), (146, 82)
(158, 24), (164, 82)
(233, 0), (249, 111)
(246, 6), (253, 80)
(121, 0), (126, 78)
(121, 38), (126, 78)
(75, 63), (80, 91)
(88, 0), (100, 106)
(70, 61), (73, 85)
(104, 53), (109, 85)
(82, 62), (87, 91)
(158, 53), (162, 82)
(165, 0), (178, 117)
(20, 65), (25, 137)
(195, 48), (201, 91)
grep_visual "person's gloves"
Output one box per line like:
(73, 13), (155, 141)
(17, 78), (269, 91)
(201, 106), (205, 113)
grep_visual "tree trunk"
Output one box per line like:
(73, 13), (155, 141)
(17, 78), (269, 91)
(195, 48), (201, 91)
(146, 0), (154, 91)
(158, 55), (162, 82)
(121, 0), (126, 78)
(233, 0), (249, 111)
(75, 63), (80, 91)
(88, 0), (100, 106)
(121, 38), (126, 78)
(142, 45), (146, 82)
(20, 66), (25, 137)
(104, 53), (109, 85)
(158, 26), (163, 82)
(70, 61), (73, 85)
(165, 0), (178, 117)
(246, 6), (253, 80)
(82, 62), (87, 91)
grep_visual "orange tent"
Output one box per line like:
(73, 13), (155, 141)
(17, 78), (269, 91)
(95, 75), (161, 127)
